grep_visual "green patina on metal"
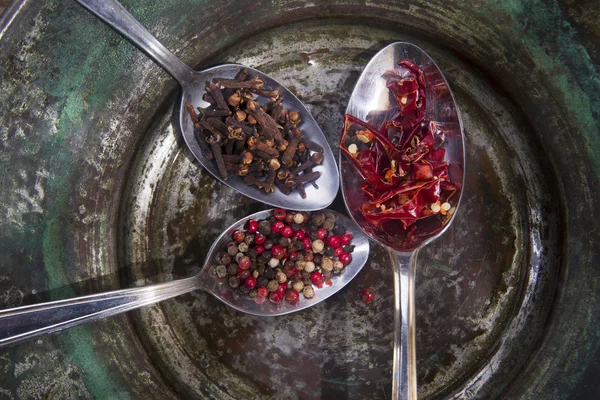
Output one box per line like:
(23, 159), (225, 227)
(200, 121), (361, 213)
(486, 0), (600, 172)
(35, 6), (132, 398)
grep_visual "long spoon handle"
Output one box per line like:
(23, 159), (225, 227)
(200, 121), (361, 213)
(0, 276), (200, 348)
(390, 249), (418, 400)
(76, 0), (195, 84)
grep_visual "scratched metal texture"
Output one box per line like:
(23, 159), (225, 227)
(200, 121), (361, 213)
(0, 1), (598, 399)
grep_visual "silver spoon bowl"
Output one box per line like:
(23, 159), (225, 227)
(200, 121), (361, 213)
(0, 209), (370, 348)
(77, 0), (339, 211)
(340, 42), (465, 399)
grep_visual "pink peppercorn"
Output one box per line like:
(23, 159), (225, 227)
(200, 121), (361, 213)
(254, 233), (266, 245)
(294, 230), (305, 240)
(281, 225), (294, 238)
(327, 235), (341, 248)
(317, 228), (328, 240)
(341, 233), (353, 245)
(254, 245), (265, 255)
(247, 219), (259, 233)
(257, 287), (269, 297)
(339, 252), (352, 265)
(269, 291), (284, 303)
(272, 221), (285, 234)
(311, 271), (323, 285)
(245, 275), (257, 289)
(238, 256), (251, 270)
(233, 230), (245, 243)
(361, 288), (376, 304)
(334, 246), (343, 257)
(273, 209), (286, 221)
(285, 289), (300, 303)
(302, 237), (312, 250)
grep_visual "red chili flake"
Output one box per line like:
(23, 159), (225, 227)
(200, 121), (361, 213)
(360, 288), (376, 304)
(339, 59), (457, 247)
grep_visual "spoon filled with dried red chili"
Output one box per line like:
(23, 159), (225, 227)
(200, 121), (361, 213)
(339, 42), (465, 399)
(75, 0), (339, 210)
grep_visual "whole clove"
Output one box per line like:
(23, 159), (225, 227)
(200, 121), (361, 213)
(187, 68), (325, 198)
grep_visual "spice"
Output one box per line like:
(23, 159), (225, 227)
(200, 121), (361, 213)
(210, 209), (355, 303)
(360, 288), (376, 304)
(188, 69), (325, 198)
(339, 59), (458, 246)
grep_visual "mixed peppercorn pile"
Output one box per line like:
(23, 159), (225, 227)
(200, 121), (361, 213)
(210, 209), (355, 304)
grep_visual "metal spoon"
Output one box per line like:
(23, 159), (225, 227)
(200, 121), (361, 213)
(339, 42), (465, 399)
(76, 0), (339, 211)
(0, 209), (369, 348)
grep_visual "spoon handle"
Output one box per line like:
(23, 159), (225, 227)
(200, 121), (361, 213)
(389, 249), (418, 400)
(76, 0), (195, 84)
(0, 276), (200, 348)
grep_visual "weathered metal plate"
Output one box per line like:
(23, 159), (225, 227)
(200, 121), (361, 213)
(0, 1), (598, 399)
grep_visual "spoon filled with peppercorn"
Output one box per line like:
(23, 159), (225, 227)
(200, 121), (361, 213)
(339, 42), (465, 399)
(76, 0), (339, 210)
(0, 209), (369, 348)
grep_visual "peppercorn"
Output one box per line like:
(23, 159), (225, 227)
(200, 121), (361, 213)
(292, 280), (304, 292)
(343, 244), (355, 253)
(278, 237), (291, 247)
(284, 213), (294, 224)
(311, 239), (324, 253)
(257, 276), (268, 288)
(243, 234), (254, 246)
(216, 265), (227, 278)
(311, 213), (325, 226)
(309, 231), (320, 241)
(238, 269), (251, 280)
(227, 263), (238, 275)
(293, 213), (304, 224)
(228, 276), (241, 288)
(303, 285), (315, 299)
(247, 247), (258, 260)
(258, 220), (272, 235)
(248, 289), (258, 298)
(275, 271), (287, 283)
(313, 253), (323, 265)
(333, 260), (344, 273)
(321, 256), (334, 271)
(304, 251), (314, 261)
(324, 246), (335, 257)
(238, 242), (249, 253)
(323, 218), (335, 231)
(304, 261), (316, 273)
(268, 257), (280, 268)
(263, 267), (276, 280)
(267, 279), (280, 292)
(332, 225), (345, 236)
(227, 244), (239, 256)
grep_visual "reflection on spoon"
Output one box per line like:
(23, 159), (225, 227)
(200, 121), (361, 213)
(340, 42), (465, 400)
(0, 209), (369, 348)
(76, 0), (339, 210)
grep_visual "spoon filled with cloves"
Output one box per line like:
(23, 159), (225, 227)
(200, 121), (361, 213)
(77, 0), (338, 210)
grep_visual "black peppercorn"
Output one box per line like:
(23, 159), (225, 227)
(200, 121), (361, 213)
(263, 267), (276, 280)
(247, 247), (258, 259)
(264, 240), (274, 250)
(227, 244), (239, 256)
(258, 220), (271, 235)
(343, 244), (355, 253)
(332, 225), (345, 236)
(238, 285), (250, 295)
(228, 276), (241, 288)
(313, 254), (323, 265)
(311, 213), (325, 226)
(278, 237), (290, 247)
(323, 218), (335, 231)
(324, 246), (335, 257)
(309, 231), (320, 241)
(257, 276), (268, 288)
(227, 263), (238, 275)
(294, 241), (305, 251)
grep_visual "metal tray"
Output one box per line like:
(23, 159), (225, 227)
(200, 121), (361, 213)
(0, 1), (598, 398)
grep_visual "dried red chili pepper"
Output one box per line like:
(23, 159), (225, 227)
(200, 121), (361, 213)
(340, 59), (457, 246)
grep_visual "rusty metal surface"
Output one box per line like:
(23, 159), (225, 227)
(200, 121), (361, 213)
(0, 0), (598, 399)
